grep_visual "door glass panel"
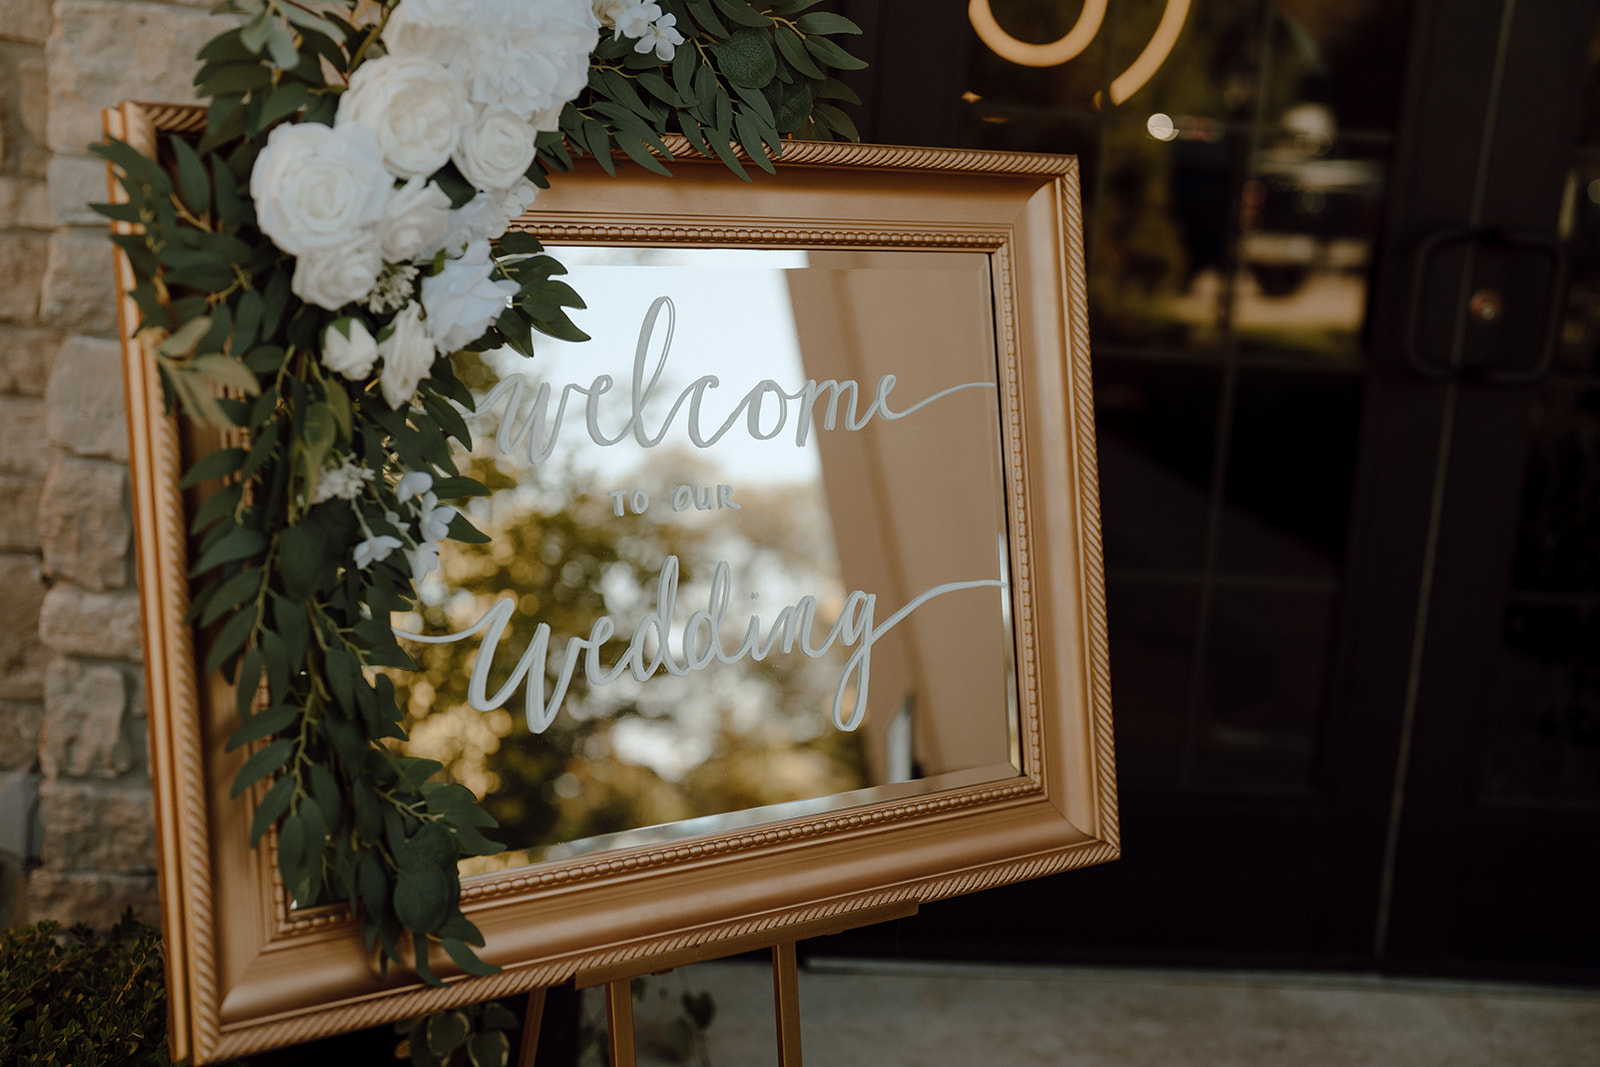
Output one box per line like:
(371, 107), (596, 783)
(1218, 368), (1363, 579)
(1095, 359), (1220, 573)
(1106, 580), (1200, 786)
(961, 0), (1407, 356)
(1489, 601), (1600, 804)
(958, 0), (1407, 800)
(1486, 20), (1600, 810)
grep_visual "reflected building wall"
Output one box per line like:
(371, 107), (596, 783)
(786, 253), (1016, 784)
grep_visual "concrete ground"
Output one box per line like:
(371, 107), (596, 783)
(591, 958), (1600, 1066)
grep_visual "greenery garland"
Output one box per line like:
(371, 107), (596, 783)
(94, 0), (864, 985)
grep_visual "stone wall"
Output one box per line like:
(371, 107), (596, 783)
(0, 0), (218, 930)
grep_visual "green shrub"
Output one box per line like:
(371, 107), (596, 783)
(0, 910), (178, 1066)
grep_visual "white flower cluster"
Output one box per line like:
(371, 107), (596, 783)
(353, 471), (457, 583)
(593, 0), (684, 60)
(247, 0), (603, 407)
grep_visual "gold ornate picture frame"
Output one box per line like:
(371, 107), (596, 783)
(107, 100), (1115, 1061)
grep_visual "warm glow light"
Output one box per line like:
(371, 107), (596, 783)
(969, 0), (1190, 108)
(968, 0), (1108, 67)
(1095, 0), (1192, 108)
(1146, 113), (1178, 141)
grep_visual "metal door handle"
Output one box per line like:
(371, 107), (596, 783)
(1404, 225), (1568, 385)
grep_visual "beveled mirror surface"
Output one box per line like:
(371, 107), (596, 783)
(393, 245), (1022, 870)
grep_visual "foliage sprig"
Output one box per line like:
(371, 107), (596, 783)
(93, 0), (863, 989)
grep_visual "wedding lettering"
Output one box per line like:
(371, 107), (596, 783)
(398, 556), (1003, 734)
(476, 295), (996, 463)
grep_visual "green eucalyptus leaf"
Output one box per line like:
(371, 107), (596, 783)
(636, 71), (683, 108)
(437, 913), (486, 948)
(191, 481), (244, 535)
(192, 354), (262, 396)
(309, 762), (342, 829)
(181, 447), (246, 489)
(278, 521), (327, 601)
(394, 865), (452, 934)
(257, 79), (312, 128)
(427, 1010), (471, 1058)
(796, 11), (863, 34)
(297, 795), (327, 897)
(249, 773), (296, 847)
(773, 24), (823, 79)
(234, 646), (263, 719)
(277, 808), (307, 894)
(481, 1002), (520, 1031)
(671, 41), (699, 100)
(711, 28), (777, 88)
(466, 1029), (510, 1067)
(191, 525), (267, 577)
(265, 18), (299, 70)
(804, 33), (867, 71)
(260, 626), (291, 703)
(813, 101), (861, 141)
(686, 0), (729, 37)
(733, 112), (777, 173)
(170, 137), (212, 217)
(227, 704), (299, 752)
(711, 0), (771, 28)
(200, 565), (264, 627)
(230, 737), (293, 798)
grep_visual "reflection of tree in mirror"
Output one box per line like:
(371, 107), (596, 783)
(389, 364), (865, 869)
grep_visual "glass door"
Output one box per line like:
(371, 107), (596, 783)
(822, 0), (1600, 979)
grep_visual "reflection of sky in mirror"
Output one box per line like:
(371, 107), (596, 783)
(482, 246), (818, 486)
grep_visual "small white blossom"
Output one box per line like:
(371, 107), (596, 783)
(634, 13), (683, 61)
(311, 456), (376, 504)
(395, 471), (434, 503)
(366, 263), (421, 314)
(321, 317), (379, 379)
(416, 493), (456, 542)
(354, 533), (403, 569)
(406, 541), (441, 584)
(595, 0), (659, 37)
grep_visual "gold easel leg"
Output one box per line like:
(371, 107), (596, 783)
(772, 941), (802, 1067)
(606, 977), (637, 1067)
(516, 988), (547, 1067)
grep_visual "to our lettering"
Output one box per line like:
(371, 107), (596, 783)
(474, 295), (996, 465)
(397, 555), (1003, 734)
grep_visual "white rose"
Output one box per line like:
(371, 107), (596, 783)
(291, 234), (384, 310)
(382, 0), (467, 66)
(438, 192), (511, 254)
(453, 105), (538, 193)
(378, 177), (451, 262)
(529, 102), (566, 133)
(420, 240), (519, 353)
(596, 0), (659, 38)
(378, 301), (435, 408)
(322, 317), (380, 379)
(495, 179), (541, 219)
(337, 54), (472, 180)
(249, 122), (391, 256)
(389, 0), (599, 121)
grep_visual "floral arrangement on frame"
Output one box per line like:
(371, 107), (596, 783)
(94, 0), (865, 986)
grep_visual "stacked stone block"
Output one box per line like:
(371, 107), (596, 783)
(0, 0), (219, 930)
